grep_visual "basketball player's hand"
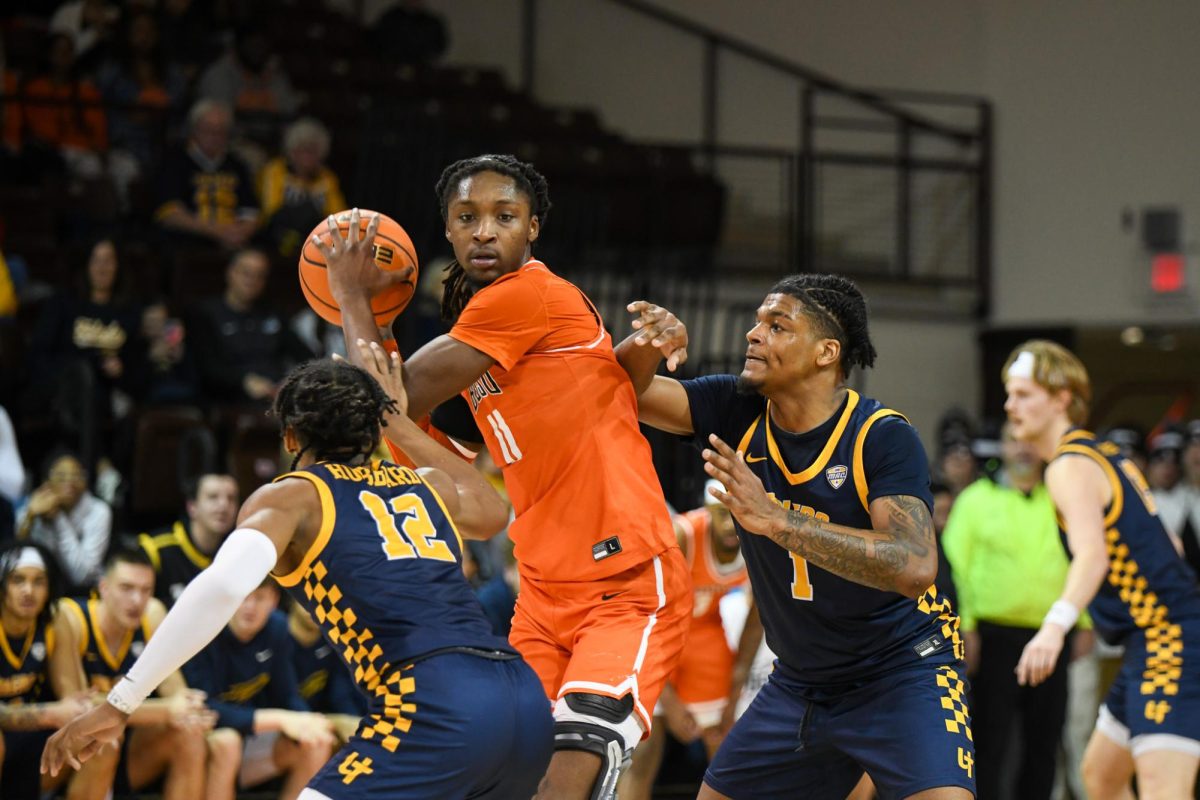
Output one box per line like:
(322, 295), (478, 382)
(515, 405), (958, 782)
(279, 711), (337, 747)
(166, 689), (215, 732)
(315, 208), (413, 301)
(1015, 623), (1065, 687)
(702, 434), (779, 536)
(340, 338), (409, 416)
(626, 300), (688, 372)
(40, 701), (129, 776)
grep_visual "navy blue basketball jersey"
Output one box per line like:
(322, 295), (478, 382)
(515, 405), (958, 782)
(0, 619), (53, 704)
(272, 461), (514, 710)
(139, 520), (213, 607)
(1053, 431), (1200, 644)
(291, 628), (367, 716)
(59, 597), (151, 692)
(684, 377), (957, 684)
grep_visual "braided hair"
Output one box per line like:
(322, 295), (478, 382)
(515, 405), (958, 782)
(272, 359), (399, 469)
(433, 154), (552, 323)
(769, 274), (877, 375)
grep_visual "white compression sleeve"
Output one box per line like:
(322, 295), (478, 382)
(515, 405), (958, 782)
(107, 528), (279, 714)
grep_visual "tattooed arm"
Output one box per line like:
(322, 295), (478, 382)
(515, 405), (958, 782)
(0, 698), (91, 731)
(702, 434), (937, 599)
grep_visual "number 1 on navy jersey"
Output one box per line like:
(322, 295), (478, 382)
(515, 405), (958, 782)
(359, 491), (457, 563)
(790, 552), (814, 600)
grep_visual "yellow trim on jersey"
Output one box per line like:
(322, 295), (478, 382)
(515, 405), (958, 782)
(1059, 429), (1094, 447)
(852, 409), (909, 512)
(1055, 444), (1125, 529)
(0, 623), (34, 669)
(174, 521), (212, 569)
(764, 390), (860, 485)
(59, 598), (89, 656)
(88, 598), (133, 672)
(45, 624), (55, 657)
(138, 533), (162, 571)
(734, 414), (763, 456)
(418, 475), (466, 556)
(272, 471), (337, 588)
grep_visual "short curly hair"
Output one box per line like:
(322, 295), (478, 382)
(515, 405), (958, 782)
(434, 154), (551, 323)
(272, 359), (398, 468)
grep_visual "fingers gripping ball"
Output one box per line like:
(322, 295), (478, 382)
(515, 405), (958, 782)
(300, 209), (419, 326)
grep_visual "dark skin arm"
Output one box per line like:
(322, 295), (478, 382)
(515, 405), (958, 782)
(315, 208), (495, 420)
(702, 434), (937, 599)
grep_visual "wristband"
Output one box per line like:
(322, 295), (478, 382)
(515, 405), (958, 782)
(107, 680), (138, 715)
(1043, 600), (1079, 631)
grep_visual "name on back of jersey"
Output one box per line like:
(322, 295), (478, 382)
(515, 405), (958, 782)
(323, 463), (423, 488)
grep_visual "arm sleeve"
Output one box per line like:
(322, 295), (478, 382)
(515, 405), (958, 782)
(861, 417), (934, 511)
(107, 529), (278, 716)
(680, 374), (741, 447)
(448, 274), (550, 371)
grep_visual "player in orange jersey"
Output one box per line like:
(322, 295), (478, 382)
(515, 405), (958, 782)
(315, 156), (692, 800)
(619, 480), (760, 800)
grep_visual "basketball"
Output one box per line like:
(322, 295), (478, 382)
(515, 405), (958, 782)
(299, 209), (419, 327)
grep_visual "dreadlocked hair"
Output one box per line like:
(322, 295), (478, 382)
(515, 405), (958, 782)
(769, 274), (878, 375)
(0, 541), (64, 630)
(272, 359), (399, 468)
(434, 154), (552, 323)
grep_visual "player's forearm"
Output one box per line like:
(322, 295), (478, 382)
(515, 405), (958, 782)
(1048, 550), (1108, 630)
(332, 291), (384, 375)
(0, 701), (67, 730)
(766, 505), (936, 599)
(613, 333), (663, 396)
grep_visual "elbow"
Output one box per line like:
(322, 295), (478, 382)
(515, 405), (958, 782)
(901, 557), (938, 600)
(460, 497), (510, 541)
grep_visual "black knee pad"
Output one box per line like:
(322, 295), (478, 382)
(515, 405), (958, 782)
(553, 720), (625, 800)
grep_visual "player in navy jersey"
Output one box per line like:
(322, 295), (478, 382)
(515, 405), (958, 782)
(58, 547), (212, 800)
(616, 274), (974, 800)
(1004, 340), (1200, 800)
(42, 342), (553, 799)
(288, 603), (365, 741)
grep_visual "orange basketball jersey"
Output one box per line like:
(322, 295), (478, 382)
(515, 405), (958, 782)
(676, 508), (748, 626)
(448, 260), (675, 582)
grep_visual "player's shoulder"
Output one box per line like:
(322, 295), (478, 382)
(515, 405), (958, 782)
(853, 396), (919, 446)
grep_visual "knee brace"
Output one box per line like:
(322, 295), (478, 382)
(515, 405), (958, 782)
(553, 721), (625, 800)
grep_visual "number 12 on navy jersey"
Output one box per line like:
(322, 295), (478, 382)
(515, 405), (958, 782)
(359, 491), (457, 563)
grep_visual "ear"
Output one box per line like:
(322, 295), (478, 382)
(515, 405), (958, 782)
(444, 225), (452, 242)
(1052, 388), (1074, 416)
(282, 427), (300, 455)
(815, 337), (842, 370)
(528, 215), (540, 244)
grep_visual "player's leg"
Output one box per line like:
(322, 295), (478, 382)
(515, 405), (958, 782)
(539, 550), (692, 800)
(615, 715), (666, 800)
(65, 735), (121, 800)
(1080, 723), (1136, 800)
(205, 728), (243, 800)
(845, 774), (876, 800)
(272, 731), (335, 800)
(1132, 748), (1199, 800)
(126, 722), (208, 800)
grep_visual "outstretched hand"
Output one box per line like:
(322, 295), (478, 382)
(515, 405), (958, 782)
(41, 701), (128, 777)
(626, 300), (688, 372)
(702, 434), (781, 536)
(310, 208), (413, 303)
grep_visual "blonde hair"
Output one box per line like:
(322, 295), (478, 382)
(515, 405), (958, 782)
(1002, 340), (1091, 426)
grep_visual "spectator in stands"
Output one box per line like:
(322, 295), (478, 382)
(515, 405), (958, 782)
(1103, 425), (1148, 476)
(182, 580), (336, 800)
(26, 237), (146, 443)
(4, 33), (108, 181)
(189, 249), (314, 404)
(140, 299), (199, 404)
(286, 603), (364, 742)
(155, 99), (259, 250)
(936, 409), (979, 495)
(1175, 420), (1200, 575)
(258, 117), (347, 259)
(138, 472), (238, 607)
(1147, 428), (1187, 541)
(0, 408), (24, 543)
(475, 536), (518, 637)
(95, 10), (186, 173)
(15, 450), (112, 593)
(197, 25), (299, 131)
(49, 0), (120, 69)
(942, 425), (1092, 800)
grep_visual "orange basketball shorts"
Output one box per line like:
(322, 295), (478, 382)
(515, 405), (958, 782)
(509, 547), (691, 737)
(669, 617), (735, 728)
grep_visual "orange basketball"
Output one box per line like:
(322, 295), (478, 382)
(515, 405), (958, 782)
(299, 209), (419, 327)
